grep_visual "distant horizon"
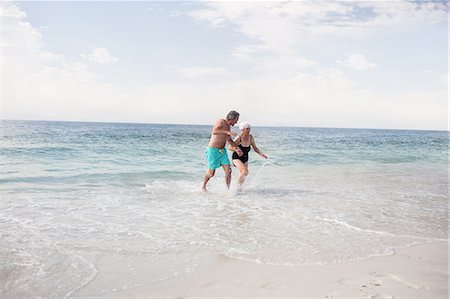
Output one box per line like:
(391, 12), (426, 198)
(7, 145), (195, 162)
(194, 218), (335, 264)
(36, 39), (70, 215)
(2, 118), (447, 133)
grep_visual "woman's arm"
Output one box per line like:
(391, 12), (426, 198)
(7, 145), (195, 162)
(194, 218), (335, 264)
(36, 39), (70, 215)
(250, 135), (267, 159)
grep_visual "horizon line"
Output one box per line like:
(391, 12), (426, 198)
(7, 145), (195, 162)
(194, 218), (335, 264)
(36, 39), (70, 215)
(1, 118), (448, 132)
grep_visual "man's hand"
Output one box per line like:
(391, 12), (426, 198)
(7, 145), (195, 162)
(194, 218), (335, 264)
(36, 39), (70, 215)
(236, 147), (243, 157)
(227, 131), (237, 137)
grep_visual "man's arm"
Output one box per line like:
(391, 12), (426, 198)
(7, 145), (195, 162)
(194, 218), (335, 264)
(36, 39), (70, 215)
(212, 119), (235, 136)
(227, 135), (242, 150)
(227, 136), (243, 156)
(228, 136), (241, 152)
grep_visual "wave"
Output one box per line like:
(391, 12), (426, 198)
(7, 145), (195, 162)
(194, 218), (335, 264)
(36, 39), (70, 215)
(0, 170), (195, 185)
(318, 217), (447, 242)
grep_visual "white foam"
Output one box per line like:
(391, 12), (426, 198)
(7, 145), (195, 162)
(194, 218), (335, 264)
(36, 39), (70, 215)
(319, 217), (447, 242)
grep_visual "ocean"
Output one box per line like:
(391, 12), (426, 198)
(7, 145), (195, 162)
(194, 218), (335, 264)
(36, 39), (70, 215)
(1, 120), (448, 297)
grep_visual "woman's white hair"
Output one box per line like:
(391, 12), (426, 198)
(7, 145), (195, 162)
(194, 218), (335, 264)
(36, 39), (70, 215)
(239, 122), (251, 130)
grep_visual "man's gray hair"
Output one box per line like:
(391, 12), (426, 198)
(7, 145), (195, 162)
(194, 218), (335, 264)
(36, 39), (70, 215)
(226, 110), (240, 120)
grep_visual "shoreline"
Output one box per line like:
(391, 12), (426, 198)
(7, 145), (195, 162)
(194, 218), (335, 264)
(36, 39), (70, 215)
(78, 240), (448, 298)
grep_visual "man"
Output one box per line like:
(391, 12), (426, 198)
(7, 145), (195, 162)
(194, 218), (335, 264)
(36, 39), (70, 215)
(201, 110), (243, 191)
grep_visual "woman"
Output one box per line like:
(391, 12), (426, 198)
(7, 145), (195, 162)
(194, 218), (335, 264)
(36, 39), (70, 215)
(229, 122), (267, 189)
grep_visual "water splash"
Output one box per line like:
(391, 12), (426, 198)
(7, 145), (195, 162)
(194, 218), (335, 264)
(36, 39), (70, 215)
(248, 159), (271, 187)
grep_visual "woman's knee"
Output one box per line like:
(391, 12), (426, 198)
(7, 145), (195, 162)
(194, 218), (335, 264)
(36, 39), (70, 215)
(240, 169), (248, 176)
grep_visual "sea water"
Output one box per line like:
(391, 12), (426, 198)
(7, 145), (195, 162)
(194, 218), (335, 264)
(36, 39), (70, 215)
(1, 120), (448, 297)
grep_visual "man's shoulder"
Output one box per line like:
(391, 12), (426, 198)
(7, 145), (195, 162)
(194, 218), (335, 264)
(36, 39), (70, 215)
(215, 118), (228, 127)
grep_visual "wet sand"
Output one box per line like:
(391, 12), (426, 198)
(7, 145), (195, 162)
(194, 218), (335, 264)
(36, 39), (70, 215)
(91, 241), (448, 299)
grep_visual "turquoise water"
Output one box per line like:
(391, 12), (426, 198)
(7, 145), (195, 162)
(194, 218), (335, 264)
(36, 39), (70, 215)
(1, 120), (448, 297)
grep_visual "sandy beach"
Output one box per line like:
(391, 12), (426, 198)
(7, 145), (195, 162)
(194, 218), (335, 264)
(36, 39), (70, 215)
(89, 241), (448, 299)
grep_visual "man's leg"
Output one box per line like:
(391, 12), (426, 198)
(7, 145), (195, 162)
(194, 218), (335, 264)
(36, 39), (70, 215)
(201, 169), (215, 191)
(222, 164), (232, 189)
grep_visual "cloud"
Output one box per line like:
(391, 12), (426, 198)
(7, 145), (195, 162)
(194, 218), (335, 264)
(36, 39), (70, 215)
(1, 1), (26, 19)
(81, 47), (118, 64)
(337, 53), (376, 70)
(187, 7), (228, 27)
(188, 1), (448, 55)
(231, 44), (268, 63)
(178, 66), (231, 78)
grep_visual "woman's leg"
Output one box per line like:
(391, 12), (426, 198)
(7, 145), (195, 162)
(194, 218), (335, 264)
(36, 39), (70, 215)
(233, 159), (248, 189)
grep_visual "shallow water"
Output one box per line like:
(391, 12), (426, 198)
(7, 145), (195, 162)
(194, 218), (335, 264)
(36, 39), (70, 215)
(1, 120), (447, 297)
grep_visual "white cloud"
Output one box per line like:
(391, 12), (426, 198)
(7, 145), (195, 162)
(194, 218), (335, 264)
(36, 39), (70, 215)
(178, 66), (231, 78)
(337, 53), (376, 70)
(81, 47), (118, 64)
(365, 1), (448, 25)
(0, 1), (27, 18)
(188, 7), (228, 27)
(231, 44), (268, 62)
(188, 1), (448, 56)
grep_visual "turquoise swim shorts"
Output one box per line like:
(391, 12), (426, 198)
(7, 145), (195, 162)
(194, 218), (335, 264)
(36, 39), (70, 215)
(205, 147), (230, 170)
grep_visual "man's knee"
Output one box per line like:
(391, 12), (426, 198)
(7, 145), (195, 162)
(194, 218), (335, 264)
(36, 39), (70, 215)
(205, 170), (215, 178)
(224, 167), (232, 176)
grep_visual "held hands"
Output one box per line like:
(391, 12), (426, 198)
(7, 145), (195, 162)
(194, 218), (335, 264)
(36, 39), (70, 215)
(227, 131), (237, 137)
(236, 147), (243, 157)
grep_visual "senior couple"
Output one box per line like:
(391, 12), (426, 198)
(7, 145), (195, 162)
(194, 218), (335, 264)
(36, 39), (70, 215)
(201, 110), (267, 192)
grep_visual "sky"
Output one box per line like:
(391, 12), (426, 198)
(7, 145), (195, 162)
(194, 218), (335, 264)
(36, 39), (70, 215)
(2, 0), (448, 130)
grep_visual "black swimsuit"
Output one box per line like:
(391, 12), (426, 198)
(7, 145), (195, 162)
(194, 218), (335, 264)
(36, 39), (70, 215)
(232, 144), (251, 163)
